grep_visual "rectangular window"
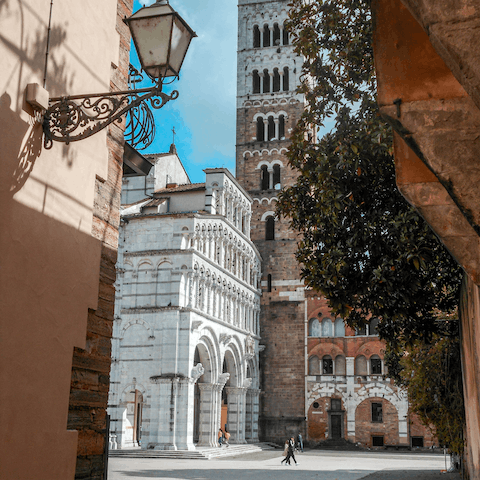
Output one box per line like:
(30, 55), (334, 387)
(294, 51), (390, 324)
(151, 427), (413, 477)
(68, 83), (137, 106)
(372, 436), (384, 447)
(371, 359), (382, 374)
(412, 437), (424, 448)
(371, 402), (383, 423)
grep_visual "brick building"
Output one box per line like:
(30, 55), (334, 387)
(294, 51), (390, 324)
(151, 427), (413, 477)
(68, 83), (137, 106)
(235, 0), (436, 449)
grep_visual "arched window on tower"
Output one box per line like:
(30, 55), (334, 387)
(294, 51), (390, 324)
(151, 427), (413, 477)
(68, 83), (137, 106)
(263, 69), (270, 93)
(283, 67), (289, 91)
(273, 68), (281, 92)
(279, 115), (285, 139)
(273, 164), (281, 188)
(267, 116), (275, 140)
(265, 216), (275, 240)
(256, 117), (265, 141)
(273, 23), (281, 46)
(253, 25), (261, 48)
(263, 24), (270, 47)
(282, 21), (289, 45)
(252, 70), (260, 94)
(260, 165), (269, 190)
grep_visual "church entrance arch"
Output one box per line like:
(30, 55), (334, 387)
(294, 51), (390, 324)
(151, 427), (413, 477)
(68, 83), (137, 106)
(193, 338), (218, 447)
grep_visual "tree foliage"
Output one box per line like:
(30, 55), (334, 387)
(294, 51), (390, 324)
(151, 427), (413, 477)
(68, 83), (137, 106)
(400, 323), (465, 455)
(278, 0), (463, 349)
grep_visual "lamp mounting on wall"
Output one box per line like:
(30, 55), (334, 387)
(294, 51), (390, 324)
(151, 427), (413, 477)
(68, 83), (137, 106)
(38, 0), (196, 150)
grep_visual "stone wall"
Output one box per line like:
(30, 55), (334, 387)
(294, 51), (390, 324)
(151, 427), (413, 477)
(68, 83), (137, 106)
(66, 0), (132, 478)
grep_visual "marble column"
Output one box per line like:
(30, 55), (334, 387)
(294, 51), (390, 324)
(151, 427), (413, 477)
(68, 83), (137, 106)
(197, 383), (217, 447)
(225, 386), (247, 444)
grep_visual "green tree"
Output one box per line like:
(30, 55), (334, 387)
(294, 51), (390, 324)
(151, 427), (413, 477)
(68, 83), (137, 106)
(277, 0), (465, 452)
(278, 0), (462, 348)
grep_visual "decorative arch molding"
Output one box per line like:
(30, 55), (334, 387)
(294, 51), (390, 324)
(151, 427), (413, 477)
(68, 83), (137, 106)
(120, 382), (147, 404)
(135, 259), (153, 271)
(308, 343), (344, 360)
(243, 147), (288, 158)
(120, 318), (154, 340)
(260, 210), (277, 221)
(255, 159), (284, 170)
(354, 341), (384, 359)
(306, 387), (345, 410)
(156, 258), (173, 269)
(196, 328), (221, 384)
(253, 197), (278, 205)
(352, 383), (407, 412)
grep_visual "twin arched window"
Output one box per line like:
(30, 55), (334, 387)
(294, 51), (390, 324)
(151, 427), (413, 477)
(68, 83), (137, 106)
(260, 164), (281, 190)
(355, 354), (383, 375)
(253, 22), (289, 48)
(309, 317), (345, 337)
(308, 355), (346, 375)
(356, 318), (380, 336)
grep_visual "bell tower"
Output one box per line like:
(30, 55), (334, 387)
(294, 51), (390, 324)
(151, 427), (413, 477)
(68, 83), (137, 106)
(236, 0), (306, 441)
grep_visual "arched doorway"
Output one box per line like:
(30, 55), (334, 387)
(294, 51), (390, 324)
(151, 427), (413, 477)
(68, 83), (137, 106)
(221, 358), (229, 430)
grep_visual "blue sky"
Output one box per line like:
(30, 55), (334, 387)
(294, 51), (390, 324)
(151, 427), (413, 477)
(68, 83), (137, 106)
(133, 0), (238, 184)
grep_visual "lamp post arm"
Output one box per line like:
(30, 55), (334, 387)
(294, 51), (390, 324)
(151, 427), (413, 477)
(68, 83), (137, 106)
(43, 85), (178, 149)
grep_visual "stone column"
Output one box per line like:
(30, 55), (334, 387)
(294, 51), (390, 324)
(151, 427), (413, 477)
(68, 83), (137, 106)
(274, 118), (279, 140)
(148, 376), (194, 451)
(263, 119), (268, 141)
(197, 383), (217, 447)
(250, 389), (260, 443)
(225, 386), (247, 444)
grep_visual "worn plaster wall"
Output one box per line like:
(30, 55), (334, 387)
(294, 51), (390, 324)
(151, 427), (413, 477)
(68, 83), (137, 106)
(0, 0), (130, 478)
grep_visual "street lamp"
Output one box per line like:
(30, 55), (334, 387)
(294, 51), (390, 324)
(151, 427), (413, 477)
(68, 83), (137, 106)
(34, 0), (196, 150)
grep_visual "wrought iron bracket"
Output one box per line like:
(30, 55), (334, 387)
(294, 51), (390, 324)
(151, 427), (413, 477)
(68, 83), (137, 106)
(42, 83), (178, 149)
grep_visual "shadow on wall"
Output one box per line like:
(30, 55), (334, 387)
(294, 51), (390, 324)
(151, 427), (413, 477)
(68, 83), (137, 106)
(0, 93), (43, 197)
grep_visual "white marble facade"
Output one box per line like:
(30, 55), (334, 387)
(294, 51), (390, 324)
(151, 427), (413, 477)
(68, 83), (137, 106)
(109, 153), (262, 450)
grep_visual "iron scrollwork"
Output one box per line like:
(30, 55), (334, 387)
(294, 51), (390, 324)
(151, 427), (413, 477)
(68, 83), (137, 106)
(43, 68), (178, 149)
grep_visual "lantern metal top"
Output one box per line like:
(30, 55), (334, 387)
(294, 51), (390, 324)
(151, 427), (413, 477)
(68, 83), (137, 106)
(124, 0), (197, 81)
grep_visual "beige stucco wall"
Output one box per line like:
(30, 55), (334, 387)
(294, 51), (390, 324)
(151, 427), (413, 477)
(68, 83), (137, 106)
(0, 1), (121, 478)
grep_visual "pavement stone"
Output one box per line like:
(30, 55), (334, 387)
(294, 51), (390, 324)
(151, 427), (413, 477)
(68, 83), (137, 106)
(108, 449), (461, 480)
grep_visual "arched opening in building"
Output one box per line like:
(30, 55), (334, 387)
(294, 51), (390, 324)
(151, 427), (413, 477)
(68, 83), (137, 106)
(282, 21), (289, 45)
(267, 116), (275, 140)
(253, 25), (261, 48)
(256, 117), (265, 141)
(369, 317), (380, 336)
(283, 67), (289, 91)
(279, 115), (285, 139)
(335, 355), (346, 375)
(334, 317), (345, 337)
(273, 68), (281, 92)
(252, 70), (260, 93)
(221, 358), (229, 431)
(273, 164), (281, 188)
(322, 317), (333, 337)
(273, 23), (281, 46)
(261, 165), (269, 190)
(355, 355), (368, 376)
(308, 318), (320, 336)
(263, 24), (270, 47)
(322, 355), (333, 374)
(265, 216), (275, 240)
(193, 341), (213, 445)
(263, 69), (270, 93)
(308, 355), (320, 375)
(370, 354), (382, 374)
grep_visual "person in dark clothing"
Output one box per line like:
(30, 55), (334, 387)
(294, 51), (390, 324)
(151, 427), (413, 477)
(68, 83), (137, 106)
(284, 437), (298, 465)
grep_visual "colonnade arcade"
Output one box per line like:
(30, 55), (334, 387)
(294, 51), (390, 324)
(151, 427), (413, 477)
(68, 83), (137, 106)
(193, 333), (260, 447)
(187, 263), (261, 335)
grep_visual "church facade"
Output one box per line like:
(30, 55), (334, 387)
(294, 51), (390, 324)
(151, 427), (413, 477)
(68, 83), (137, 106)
(108, 152), (262, 450)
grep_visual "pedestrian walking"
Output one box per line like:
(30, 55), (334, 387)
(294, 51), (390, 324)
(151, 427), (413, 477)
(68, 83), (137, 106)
(224, 428), (231, 447)
(280, 439), (289, 465)
(218, 428), (224, 447)
(287, 436), (298, 465)
(297, 433), (304, 453)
